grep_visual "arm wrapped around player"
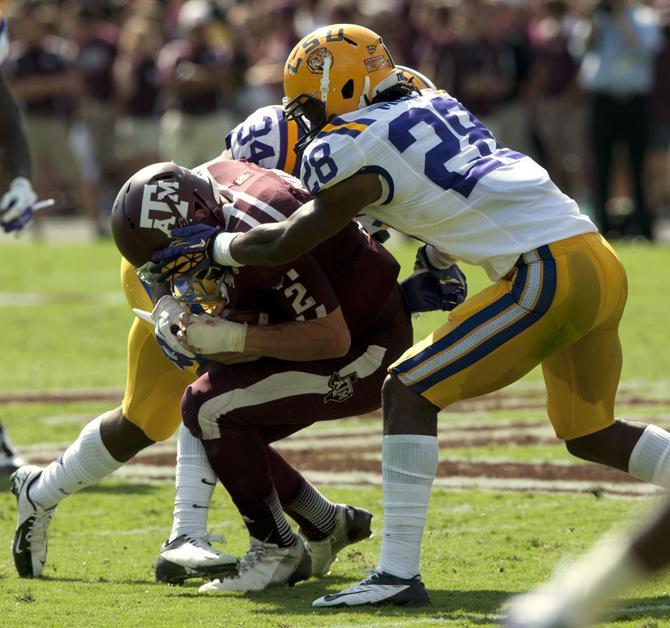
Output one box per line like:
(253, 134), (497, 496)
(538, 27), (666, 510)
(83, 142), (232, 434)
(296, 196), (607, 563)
(151, 222), (243, 281)
(400, 245), (467, 313)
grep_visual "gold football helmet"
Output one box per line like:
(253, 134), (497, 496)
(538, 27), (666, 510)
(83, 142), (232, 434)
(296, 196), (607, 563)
(396, 65), (437, 91)
(283, 24), (399, 148)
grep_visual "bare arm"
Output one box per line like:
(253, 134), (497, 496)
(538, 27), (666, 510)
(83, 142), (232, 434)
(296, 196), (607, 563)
(227, 172), (382, 266)
(243, 305), (350, 360)
(206, 305), (351, 363)
(0, 74), (31, 180)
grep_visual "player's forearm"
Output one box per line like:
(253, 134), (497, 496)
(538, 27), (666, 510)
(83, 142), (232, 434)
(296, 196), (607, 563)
(244, 316), (351, 361)
(0, 80), (31, 179)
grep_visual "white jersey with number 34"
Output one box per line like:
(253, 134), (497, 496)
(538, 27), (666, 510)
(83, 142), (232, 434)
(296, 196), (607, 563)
(300, 90), (597, 280)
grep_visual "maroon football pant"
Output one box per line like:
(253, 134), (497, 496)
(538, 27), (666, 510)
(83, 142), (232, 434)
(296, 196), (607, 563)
(181, 289), (412, 542)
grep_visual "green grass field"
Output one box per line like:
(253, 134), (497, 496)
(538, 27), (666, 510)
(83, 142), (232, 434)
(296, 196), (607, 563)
(1, 237), (670, 626)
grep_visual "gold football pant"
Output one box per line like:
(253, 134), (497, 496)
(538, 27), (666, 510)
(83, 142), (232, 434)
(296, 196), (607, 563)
(120, 258), (197, 441)
(391, 233), (627, 440)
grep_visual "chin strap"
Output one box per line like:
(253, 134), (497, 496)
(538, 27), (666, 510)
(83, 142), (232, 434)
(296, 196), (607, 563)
(319, 54), (332, 105)
(359, 75), (371, 108)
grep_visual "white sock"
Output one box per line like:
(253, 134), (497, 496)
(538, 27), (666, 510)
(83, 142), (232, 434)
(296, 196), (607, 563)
(169, 425), (216, 542)
(628, 425), (670, 488)
(29, 416), (123, 509)
(377, 434), (439, 579)
(533, 536), (646, 626)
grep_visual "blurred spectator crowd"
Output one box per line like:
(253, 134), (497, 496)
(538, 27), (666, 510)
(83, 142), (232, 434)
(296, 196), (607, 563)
(1, 0), (669, 240)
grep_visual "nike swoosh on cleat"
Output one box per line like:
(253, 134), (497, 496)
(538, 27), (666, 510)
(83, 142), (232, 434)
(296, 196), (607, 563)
(321, 584), (411, 603)
(323, 588), (374, 600)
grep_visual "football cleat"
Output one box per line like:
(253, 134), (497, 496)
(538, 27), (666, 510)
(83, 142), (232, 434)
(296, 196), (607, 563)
(504, 590), (585, 628)
(302, 504), (373, 577)
(198, 534), (311, 593)
(0, 423), (27, 475)
(155, 533), (238, 585)
(11, 465), (55, 578)
(312, 570), (431, 608)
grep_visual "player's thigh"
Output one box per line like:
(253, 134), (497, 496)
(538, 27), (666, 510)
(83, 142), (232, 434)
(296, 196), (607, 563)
(122, 317), (196, 441)
(390, 272), (561, 408)
(184, 342), (394, 441)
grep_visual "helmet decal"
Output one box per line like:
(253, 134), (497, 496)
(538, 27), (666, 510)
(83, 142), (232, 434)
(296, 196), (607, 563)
(139, 179), (189, 236)
(364, 55), (390, 73)
(307, 48), (333, 74)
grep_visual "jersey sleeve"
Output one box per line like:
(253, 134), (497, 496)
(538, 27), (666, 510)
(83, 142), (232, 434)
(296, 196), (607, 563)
(225, 105), (300, 177)
(299, 117), (375, 195)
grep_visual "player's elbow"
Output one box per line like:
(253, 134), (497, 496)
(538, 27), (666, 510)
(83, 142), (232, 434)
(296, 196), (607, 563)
(313, 309), (351, 358)
(327, 326), (352, 358)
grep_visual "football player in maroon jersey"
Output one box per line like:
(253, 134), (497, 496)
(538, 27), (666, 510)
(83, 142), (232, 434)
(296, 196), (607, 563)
(12, 157), (412, 592)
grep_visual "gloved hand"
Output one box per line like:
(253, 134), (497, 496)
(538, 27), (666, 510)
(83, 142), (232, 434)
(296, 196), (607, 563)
(401, 245), (467, 313)
(133, 295), (196, 369)
(1, 177), (37, 233)
(151, 224), (221, 281)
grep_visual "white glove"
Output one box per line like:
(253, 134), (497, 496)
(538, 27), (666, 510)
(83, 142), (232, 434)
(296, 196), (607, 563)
(1, 177), (37, 230)
(178, 311), (247, 354)
(133, 296), (196, 368)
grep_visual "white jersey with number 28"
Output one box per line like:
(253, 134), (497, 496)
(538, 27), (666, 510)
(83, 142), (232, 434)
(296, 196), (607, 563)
(300, 90), (597, 281)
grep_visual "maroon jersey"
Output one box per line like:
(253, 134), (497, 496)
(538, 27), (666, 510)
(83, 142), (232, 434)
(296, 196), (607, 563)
(199, 158), (401, 337)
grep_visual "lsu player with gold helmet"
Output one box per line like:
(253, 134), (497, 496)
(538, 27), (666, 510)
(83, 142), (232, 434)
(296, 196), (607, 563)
(152, 23), (670, 608)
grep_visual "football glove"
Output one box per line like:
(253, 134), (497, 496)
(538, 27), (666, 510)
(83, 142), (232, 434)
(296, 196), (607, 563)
(1, 177), (37, 233)
(151, 224), (221, 281)
(401, 245), (467, 313)
(178, 312), (247, 355)
(134, 296), (196, 369)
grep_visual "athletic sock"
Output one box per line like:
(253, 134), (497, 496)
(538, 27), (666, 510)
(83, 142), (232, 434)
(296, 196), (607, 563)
(265, 446), (337, 541)
(529, 536), (646, 626)
(169, 424), (216, 542)
(377, 434), (439, 579)
(29, 416), (123, 509)
(628, 424), (670, 487)
(284, 480), (338, 541)
(235, 488), (295, 547)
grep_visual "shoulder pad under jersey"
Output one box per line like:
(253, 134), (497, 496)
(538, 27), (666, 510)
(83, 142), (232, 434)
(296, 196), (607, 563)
(226, 105), (301, 178)
(300, 114), (376, 195)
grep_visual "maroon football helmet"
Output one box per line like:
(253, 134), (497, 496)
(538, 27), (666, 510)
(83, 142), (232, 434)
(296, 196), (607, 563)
(111, 162), (222, 268)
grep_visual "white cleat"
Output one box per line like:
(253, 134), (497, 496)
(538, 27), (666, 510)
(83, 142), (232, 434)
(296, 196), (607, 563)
(504, 590), (587, 628)
(303, 504), (373, 577)
(155, 533), (238, 585)
(11, 465), (55, 578)
(198, 534), (311, 593)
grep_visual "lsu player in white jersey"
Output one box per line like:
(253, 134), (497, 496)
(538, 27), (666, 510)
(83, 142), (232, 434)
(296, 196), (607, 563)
(152, 24), (670, 608)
